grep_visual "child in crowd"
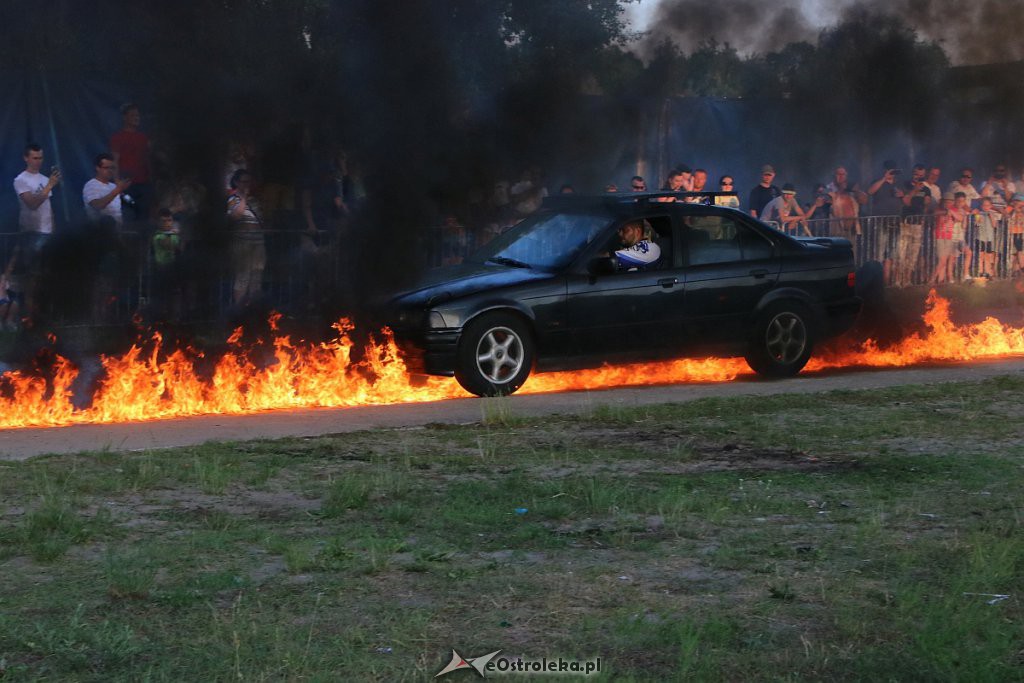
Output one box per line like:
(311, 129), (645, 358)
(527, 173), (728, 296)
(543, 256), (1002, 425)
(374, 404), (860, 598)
(972, 196), (1002, 279)
(0, 247), (20, 331)
(1006, 193), (1024, 276)
(950, 192), (973, 281)
(149, 208), (184, 319)
(931, 192), (957, 284)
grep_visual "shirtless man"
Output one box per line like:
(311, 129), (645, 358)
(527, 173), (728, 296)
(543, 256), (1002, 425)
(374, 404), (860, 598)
(826, 166), (867, 258)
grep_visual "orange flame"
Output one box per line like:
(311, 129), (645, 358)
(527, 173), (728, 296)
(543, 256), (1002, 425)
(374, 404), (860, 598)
(0, 290), (1021, 430)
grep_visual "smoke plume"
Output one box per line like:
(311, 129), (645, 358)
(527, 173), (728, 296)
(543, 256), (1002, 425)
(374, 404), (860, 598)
(645, 0), (1024, 65)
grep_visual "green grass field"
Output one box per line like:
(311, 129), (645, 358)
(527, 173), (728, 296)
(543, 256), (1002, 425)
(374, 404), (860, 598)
(1, 377), (1022, 681)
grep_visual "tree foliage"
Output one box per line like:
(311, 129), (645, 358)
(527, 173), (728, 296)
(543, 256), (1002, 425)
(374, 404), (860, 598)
(0, 2), (955, 206)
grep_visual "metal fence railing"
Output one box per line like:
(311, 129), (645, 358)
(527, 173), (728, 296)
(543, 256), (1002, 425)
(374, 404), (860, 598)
(2, 211), (1019, 329)
(1, 226), (344, 328)
(764, 213), (1021, 286)
(423, 213), (1024, 288)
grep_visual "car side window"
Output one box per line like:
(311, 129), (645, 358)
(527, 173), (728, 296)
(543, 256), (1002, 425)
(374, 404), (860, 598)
(686, 216), (740, 265)
(737, 222), (774, 260)
(645, 216), (672, 270)
(608, 216), (672, 272)
(687, 216), (772, 265)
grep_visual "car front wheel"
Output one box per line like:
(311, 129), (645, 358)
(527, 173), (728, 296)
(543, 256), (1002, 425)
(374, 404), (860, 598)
(744, 302), (814, 377)
(454, 312), (535, 397)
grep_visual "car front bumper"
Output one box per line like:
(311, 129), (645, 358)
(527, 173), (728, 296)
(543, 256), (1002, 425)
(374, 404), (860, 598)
(394, 328), (461, 377)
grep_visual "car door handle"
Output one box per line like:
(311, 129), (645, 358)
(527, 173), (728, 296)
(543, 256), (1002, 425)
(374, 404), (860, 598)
(749, 268), (770, 279)
(657, 277), (678, 288)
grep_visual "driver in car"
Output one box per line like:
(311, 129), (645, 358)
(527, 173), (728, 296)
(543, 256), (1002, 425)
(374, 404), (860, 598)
(614, 219), (661, 270)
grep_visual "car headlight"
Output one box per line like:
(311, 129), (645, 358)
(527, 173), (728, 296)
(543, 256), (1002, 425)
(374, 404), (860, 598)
(428, 311), (447, 328)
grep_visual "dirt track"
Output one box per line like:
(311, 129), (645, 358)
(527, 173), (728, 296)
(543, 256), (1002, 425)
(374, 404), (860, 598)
(2, 357), (1023, 461)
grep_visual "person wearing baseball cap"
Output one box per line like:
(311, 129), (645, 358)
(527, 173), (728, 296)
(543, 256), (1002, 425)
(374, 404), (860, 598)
(759, 183), (809, 235)
(748, 164), (780, 219)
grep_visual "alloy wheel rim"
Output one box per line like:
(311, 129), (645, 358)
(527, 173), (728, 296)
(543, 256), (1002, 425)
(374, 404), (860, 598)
(765, 312), (807, 364)
(475, 326), (525, 384)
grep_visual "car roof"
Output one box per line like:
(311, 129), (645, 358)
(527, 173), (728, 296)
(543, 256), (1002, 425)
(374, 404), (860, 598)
(541, 192), (743, 218)
(540, 192), (800, 249)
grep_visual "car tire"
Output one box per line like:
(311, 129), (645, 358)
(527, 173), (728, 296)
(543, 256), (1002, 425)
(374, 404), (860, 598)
(744, 301), (815, 377)
(454, 312), (535, 397)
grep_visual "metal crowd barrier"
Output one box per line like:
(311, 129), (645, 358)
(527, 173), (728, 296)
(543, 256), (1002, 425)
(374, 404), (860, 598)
(4, 211), (1019, 329)
(0, 225), (344, 328)
(765, 213), (1019, 286)
(420, 213), (1023, 288)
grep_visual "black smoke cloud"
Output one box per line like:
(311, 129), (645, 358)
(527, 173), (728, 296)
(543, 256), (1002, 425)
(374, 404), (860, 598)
(644, 0), (816, 57)
(645, 0), (1024, 65)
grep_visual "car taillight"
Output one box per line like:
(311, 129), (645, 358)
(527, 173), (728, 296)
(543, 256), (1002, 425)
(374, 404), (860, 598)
(847, 272), (856, 288)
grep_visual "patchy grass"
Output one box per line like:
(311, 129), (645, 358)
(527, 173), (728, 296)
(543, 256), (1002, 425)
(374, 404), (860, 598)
(1, 377), (1023, 681)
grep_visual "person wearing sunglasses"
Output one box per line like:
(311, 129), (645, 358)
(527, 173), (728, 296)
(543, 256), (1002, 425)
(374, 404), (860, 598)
(714, 176), (740, 208)
(629, 175), (646, 192)
(946, 167), (980, 208)
(980, 165), (1016, 210)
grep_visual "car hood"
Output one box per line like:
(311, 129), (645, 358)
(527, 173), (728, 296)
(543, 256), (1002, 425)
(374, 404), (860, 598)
(390, 262), (553, 308)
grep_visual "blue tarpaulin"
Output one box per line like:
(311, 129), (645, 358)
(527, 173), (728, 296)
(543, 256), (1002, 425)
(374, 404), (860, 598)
(1, 71), (134, 232)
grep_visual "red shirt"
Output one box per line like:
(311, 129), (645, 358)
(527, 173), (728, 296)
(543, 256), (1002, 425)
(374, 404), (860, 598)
(110, 129), (150, 183)
(934, 210), (954, 240)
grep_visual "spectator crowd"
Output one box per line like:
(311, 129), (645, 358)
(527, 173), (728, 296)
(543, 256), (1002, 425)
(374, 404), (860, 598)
(477, 160), (1023, 289)
(4, 105), (1021, 330)
(4, 105), (364, 329)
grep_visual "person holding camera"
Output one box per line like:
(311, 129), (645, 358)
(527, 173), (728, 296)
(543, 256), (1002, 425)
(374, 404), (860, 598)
(803, 183), (832, 234)
(896, 165), (932, 287)
(83, 152), (132, 228)
(867, 161), (904, 285)
(83, 153), (133, 321)
(14, 143), (62, 322)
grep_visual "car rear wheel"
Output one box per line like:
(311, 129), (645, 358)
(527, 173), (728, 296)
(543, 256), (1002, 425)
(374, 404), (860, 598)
(744, 302), (814, 377)
(454, 312), (534, 397)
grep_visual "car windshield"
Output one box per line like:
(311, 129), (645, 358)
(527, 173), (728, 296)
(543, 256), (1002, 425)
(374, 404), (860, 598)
(468, 211), (610, 271)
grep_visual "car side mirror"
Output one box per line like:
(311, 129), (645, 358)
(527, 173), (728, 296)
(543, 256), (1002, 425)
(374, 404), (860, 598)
(588, 256), (617, 276)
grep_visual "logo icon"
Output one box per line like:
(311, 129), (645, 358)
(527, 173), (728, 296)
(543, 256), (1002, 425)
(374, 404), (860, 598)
(435, 649), (502, 678)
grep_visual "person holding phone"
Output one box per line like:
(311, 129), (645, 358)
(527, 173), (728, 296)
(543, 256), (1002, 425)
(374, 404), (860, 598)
(83, 152), (132, 227)
(867, 160), (905, 285)
(13, 143), (60, 321)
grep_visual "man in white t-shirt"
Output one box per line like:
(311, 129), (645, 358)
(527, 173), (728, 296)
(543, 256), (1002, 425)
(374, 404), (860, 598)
(83, 152), (132, 227)
(760, 184), (810, 235)
(924, 166), (943, 204)
(13, 143), (62, 320)
(946, 167), (980, 208)
(14, 143), (61, 234)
